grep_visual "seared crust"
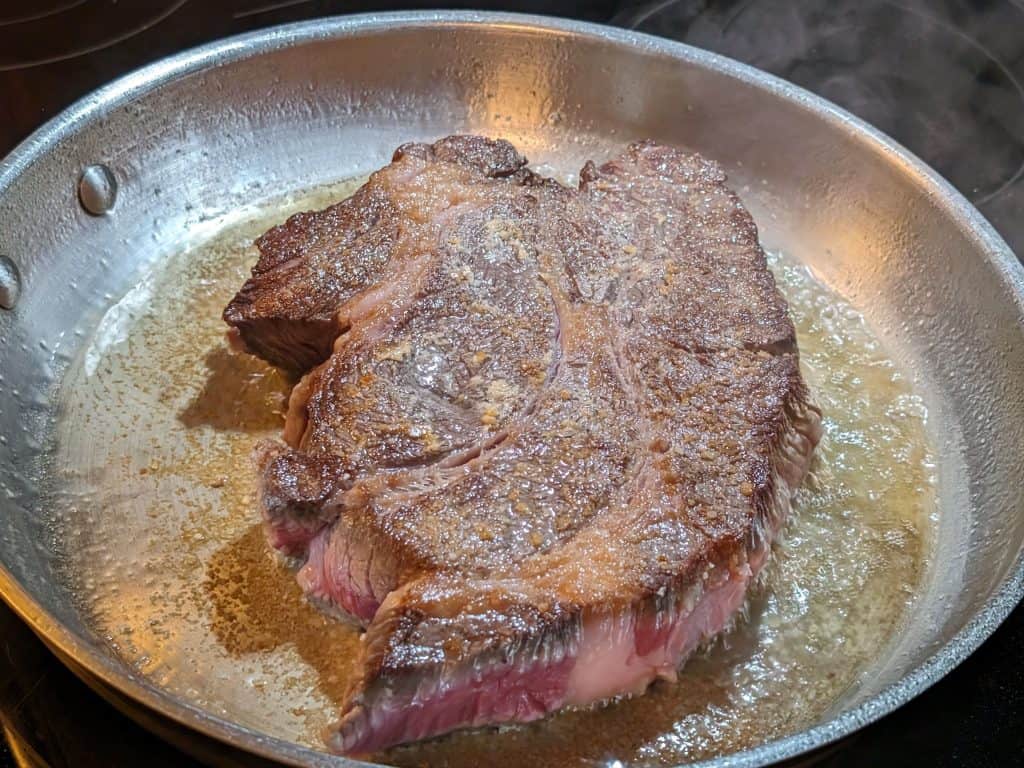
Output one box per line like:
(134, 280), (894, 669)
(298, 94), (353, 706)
(223, 136), (535, 374)
(575, 140), (796, 354)
(223, 138), (822, 754)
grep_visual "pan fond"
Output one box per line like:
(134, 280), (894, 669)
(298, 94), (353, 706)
(51, 177), (935, 767)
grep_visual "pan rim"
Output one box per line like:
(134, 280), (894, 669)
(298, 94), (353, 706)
(1, 10), (1023, 768)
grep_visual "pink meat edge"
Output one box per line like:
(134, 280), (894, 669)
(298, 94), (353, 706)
(296, 520), (396, 625)
(253, 441), (326, 559)
(570, 401), (821, 704)
(327, 402), (821, 755)
(328, 562), (760, 756)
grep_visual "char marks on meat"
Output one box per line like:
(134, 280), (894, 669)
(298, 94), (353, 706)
(223, 136), (823, 755)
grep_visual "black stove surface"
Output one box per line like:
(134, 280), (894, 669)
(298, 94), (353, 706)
(2, 1), (1022, 766)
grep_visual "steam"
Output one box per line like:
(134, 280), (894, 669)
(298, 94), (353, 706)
(620, 0), (1024, 251)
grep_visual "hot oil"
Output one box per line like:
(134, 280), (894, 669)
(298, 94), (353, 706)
(54, 180), (936, 767)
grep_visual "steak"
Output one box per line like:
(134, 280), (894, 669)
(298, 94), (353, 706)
(224, 136), (822, 755)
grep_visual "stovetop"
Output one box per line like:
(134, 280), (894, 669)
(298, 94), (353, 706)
(2, 1), (1022, 766)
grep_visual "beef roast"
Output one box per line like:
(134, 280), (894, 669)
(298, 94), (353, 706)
(223, 136), (822, 755)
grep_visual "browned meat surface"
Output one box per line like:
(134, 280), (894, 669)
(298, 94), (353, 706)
(223, 136), (822, 755)
(223, 136), (537, 374)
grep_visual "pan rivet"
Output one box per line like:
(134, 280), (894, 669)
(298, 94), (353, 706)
(78, 164), (118, 216)
(0, 255), (20, 310)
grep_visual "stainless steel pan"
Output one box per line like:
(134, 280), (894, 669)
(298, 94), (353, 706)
(1, 12), (1023, 768)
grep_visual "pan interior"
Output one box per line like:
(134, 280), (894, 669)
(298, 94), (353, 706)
(0, 15), (1021, 768)
(50, 166), (934, 765)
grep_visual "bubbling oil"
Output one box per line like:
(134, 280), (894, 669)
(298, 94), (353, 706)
(54, 179), (935, 767)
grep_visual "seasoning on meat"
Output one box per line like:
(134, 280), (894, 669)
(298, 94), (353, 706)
(223, 136), (822, 755)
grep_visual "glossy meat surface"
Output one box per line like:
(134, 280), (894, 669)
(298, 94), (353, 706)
(223, 137), (822, 754)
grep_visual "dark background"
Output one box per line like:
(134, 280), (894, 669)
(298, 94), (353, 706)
(2, 1), (1023, 766)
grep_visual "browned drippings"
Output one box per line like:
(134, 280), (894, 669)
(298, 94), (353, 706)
(52, 179), (936, 767)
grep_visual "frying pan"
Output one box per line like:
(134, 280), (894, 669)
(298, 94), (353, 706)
(1, 11), (1023, 768)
